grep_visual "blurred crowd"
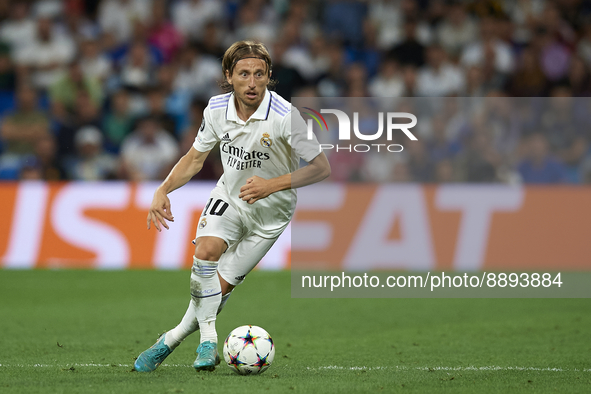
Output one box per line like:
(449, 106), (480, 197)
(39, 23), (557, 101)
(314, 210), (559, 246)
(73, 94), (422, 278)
(1, 0), (591, 184)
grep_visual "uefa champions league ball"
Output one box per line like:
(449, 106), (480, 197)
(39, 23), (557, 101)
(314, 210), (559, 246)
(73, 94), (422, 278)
(223, 325), (275, 375)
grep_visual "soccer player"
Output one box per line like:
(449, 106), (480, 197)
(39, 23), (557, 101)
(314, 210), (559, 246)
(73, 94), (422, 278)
(134, 41), (330, 372)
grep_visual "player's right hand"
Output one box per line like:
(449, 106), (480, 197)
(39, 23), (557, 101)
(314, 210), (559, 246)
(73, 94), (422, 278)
(147, 188), (174, 232)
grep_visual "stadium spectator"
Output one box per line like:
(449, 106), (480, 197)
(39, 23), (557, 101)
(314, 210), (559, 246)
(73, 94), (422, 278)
(0, 43), (16, 91)
(102, 89), (134, 152)
(323, 0), (367, 48)
(0, 85), (49, 156)
(454, 131), (500, 183)
(269, 40), (305, 101)
(147, 0), (183, 63)
(531, 23), (571, 83)
(345, 63), (369, 97)
(79, 37), (113, 82)
(119, 116), (179, 181)
(197, 21), (226, 59)
(232, 0), (277, 44)
(54, 90), (102, 157)
(144, 87), (178, 138)
(282, 35), (330, 84)
(172, 0), (225, 42)
(33, 133), (66, 180)
(565, 56), (591, 96)
(58, 0), (98, 40)
(368, 56), (405, 98)
(387, 17), (426, 68)
(463, 65), (487, 96)
(434, 159), (456, 183)
(407, 139), (435, 182)
(506, 47), (548, 97)
(360, 140), (404, 183)
(18, 156), (43, 180)
(426, 115), (462, 162)
(49, 62), (103, 114)
(98, 0), (151, 44)
(0, 2), (36, 50)
(460, 17), (514, 77)
(63, 125), (117, 180)
(518, 133), (567, 184)
(317, 41), (347, 97)
(416, 45), (465, 96)
(119, 41), (158, 91)
(437, 2), (478, 59)
(173, 45), (221, 101)
(13, 16), (76, 89)
(344, 19), (382, 78)
(368, 0), (404, 50)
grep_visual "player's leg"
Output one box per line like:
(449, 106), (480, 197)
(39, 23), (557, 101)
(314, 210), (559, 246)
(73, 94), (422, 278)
(189, 188), (244, 371)
(217, 231), (279, 294)
(190, 236), (227, 371)
(135, 254), (233, 372)
(134, 187), (242, 372)
(164, 236), (227, 345)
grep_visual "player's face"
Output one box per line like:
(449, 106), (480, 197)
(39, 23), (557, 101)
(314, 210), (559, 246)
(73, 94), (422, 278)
(226, 58), (270, 109)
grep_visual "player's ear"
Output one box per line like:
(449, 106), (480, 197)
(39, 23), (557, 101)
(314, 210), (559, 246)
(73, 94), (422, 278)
(225, 69), (232, 85)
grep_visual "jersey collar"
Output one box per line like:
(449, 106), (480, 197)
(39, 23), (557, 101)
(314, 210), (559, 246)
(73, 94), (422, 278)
(226, 89), (271, 124)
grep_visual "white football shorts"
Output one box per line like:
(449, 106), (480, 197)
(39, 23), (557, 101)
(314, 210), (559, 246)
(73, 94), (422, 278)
(194, 185), (279, 286)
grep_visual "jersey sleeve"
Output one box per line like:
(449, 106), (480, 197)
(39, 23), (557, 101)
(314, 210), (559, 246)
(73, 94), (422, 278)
(285, 107), (321, 163)
(192, 106), (219, 152)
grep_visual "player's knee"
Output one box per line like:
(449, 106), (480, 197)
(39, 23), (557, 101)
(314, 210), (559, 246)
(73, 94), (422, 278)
(194, 240), (224, 261)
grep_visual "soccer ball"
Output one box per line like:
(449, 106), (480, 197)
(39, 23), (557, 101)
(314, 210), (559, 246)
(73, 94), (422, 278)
(222, 325), (275, 375)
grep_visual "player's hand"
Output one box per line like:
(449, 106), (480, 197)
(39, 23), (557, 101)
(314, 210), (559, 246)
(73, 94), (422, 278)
(239, 176), (273, 204)
(147, 188), (174, 232)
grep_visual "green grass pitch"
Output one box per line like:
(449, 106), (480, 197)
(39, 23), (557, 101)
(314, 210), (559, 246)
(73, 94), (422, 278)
(0, 270), (590, 393)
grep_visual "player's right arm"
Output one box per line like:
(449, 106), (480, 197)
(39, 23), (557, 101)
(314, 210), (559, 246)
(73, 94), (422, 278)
(147, 147), (211, 232)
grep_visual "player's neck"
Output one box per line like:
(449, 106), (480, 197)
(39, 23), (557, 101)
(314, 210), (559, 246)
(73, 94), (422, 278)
(234, 99), (257, 122)
(234, 92), (265, 122)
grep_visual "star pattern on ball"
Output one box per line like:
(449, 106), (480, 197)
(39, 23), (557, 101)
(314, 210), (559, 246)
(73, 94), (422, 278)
(238, 329), (260, 347)
(228, 352), (246, 371)
(253, 353), (270, 371)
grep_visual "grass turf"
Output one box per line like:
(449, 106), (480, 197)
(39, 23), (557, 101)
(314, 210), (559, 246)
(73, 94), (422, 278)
(0, 270), (590, 393)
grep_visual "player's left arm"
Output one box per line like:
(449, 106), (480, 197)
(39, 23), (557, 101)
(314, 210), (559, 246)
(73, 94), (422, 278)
(239, 152), (330, 204)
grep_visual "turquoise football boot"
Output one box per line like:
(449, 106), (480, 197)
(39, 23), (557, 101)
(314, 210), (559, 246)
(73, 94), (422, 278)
(134, 334), (173, 372)
(193, 341), (220, 371)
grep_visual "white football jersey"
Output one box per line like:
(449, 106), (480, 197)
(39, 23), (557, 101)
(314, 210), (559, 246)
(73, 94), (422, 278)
(193, 89), (321, 237)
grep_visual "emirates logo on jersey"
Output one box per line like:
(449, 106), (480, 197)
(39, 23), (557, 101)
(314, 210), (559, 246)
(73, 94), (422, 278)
(260, 133), (272, 148)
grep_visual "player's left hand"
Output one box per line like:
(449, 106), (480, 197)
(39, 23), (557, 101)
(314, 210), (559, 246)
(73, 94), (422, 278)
(239, 176), (274, 204)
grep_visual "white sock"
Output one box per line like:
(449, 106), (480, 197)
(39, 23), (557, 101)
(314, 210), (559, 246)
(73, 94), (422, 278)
(163, 282), (234, 349)
(165, 300), (199, 349)
(191, 257), (222, 344)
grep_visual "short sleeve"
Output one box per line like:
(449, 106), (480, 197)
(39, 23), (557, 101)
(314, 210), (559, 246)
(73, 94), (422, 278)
(192, 106), (219, 152)
(285, 107), (321, 163)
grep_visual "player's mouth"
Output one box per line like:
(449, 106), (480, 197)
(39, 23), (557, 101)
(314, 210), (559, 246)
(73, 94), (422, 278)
(245, 91), (257, 99)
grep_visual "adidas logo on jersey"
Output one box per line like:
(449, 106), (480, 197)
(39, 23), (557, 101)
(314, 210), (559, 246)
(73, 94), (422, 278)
(221, 133), (232, 143)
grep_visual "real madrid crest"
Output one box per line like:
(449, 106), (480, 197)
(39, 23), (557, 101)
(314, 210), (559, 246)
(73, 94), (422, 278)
(199, 217), (207, 229)
(260, 132), (272, 148)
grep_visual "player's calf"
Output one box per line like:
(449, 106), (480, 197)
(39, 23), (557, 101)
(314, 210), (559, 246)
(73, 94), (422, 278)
(191, 256), (223, 369)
